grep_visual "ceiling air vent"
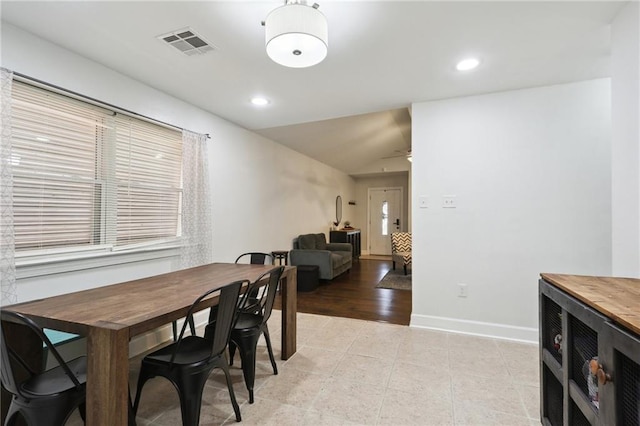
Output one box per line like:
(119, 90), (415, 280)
(158, 28), (215, 56)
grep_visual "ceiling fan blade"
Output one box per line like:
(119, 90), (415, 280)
(381, 147), (412, 159)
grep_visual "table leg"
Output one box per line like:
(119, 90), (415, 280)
(280, 268), (297, 359)
(86, 324), (129, 426)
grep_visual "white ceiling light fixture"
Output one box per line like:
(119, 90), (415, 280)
(263, 1), (328, 68)
(456, 57), (480, 71)
(251, 96), (270, 106)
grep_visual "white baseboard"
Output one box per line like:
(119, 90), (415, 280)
(410, 313), (539, 344)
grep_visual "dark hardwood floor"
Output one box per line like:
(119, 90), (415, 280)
(275, 259), (412, 325)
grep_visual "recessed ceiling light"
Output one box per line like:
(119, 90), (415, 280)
(251, 97), (270, 106)
(456, 58), (480, 71)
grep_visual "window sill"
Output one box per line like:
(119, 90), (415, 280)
(16, 244), (182, 279)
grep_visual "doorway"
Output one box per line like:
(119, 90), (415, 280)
(368, 187), (403, 255)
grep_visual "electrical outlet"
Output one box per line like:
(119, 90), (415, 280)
(458, 283), (468, 297)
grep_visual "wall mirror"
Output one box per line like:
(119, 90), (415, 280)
(335, 195), (342, 227)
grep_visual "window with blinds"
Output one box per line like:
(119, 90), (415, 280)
(114, 116), (182, 246)
(10, 80), (182, 252)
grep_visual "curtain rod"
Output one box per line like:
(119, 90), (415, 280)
(12, 71), (211, 139)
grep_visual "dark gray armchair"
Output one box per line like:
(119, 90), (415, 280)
(290, 233), (352, 280)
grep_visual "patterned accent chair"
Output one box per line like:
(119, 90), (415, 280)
(390, 232), (412, 275)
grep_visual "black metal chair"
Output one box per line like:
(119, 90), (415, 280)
(235, 252), (276, 311)
(172, 318), (196, 343)
(1, 310), (87, 426)
(234, 252), (274, 265)
(206, 266), (284, 403)
(132, 280), (249, 425)
(200, 252), (275, 338)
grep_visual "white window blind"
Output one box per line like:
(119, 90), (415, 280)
(11, 82), (111, 250)
(10, 80), (182, 252)
(114, 116), (182, 246)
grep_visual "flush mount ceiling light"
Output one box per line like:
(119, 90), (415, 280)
(263, 1), (328, 68)
(456, 57), (480, 71)
(251, 96), (270, 106)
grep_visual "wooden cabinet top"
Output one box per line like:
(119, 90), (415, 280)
(541, 273), (640, 335)
(332, 229), (360, 233)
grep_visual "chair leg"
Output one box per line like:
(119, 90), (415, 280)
(132, 367), (153, 417)
(128, 389), (136, 426)
(392, 261), (396, 270)
(232, 333), (261, 404)
(219, 359), (242, 422)
(175, 374), (209, 426)
(262, 326), (278, 375)
(4, 405), (19, 426)
(79, 402), (86, 422)
(403, 264), (407, 275)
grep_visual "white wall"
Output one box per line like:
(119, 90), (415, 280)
(411, 79), (612, 342)
(611, 1), (640, 277)
(2, 23), (356, 302)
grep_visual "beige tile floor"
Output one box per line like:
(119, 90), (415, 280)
(68, 311), (541, 425)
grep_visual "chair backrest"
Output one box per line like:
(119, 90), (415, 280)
(1, 310), (82, 399)
(171, 280), (246, 364)
(235, 252), (274, 265)
(390, 232), (412, 253)
(295, 234), (327, 250)
(245, 266), (284, 325)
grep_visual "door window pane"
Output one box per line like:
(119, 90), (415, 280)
(382, 200), (388, 236)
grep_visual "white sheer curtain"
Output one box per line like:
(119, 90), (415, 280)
(1, 68), (16, 305)
(180, 130), (213, 268)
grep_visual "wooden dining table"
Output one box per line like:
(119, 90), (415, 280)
(1, 262), (297, 425)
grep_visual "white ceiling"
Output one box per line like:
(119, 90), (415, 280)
(1, 1), (625, 175)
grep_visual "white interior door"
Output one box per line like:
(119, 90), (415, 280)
(369, 188), (402, 255)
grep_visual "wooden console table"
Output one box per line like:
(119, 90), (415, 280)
(2, 263), (297, 425)
(330, 229), (361, 260)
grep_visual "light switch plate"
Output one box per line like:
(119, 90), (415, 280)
(442, 195), (457, 208)
(418, 196), (428, 208)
